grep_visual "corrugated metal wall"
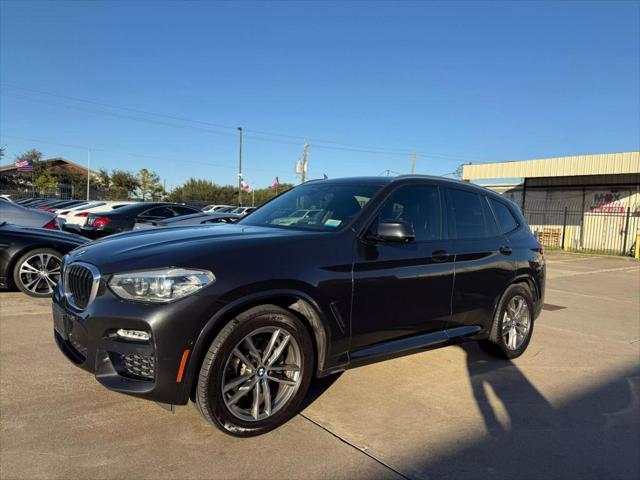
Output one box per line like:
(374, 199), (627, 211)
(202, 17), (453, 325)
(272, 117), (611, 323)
(463, 151), (640, 180)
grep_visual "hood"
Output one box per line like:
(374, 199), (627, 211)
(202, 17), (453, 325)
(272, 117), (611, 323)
(66, 223), (320, 273)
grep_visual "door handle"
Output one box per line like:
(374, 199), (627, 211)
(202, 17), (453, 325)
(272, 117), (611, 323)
(431, 250), (450, 263)
(499, 246), (512, 255)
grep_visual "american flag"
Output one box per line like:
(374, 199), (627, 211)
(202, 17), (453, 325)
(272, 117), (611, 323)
(15, 158), (34, 172)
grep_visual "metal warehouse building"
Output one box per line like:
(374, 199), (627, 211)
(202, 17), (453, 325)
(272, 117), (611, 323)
(462, 151), (640, 256)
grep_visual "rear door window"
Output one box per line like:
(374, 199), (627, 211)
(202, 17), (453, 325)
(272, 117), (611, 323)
(446, 188), (496, 239)
(489, 198), (520, 234)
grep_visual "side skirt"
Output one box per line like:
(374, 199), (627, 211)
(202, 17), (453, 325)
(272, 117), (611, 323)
(347, 326), (482, 368)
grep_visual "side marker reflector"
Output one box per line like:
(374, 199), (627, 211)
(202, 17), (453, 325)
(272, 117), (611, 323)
(176, 349), (190, 383)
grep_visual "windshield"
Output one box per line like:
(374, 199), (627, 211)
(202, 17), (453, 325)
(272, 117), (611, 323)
(239, 182), (383, 231)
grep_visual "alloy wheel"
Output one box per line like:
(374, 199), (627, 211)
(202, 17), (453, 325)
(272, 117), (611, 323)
(18, 253), (61, 295)
(221, 326), (302, 422)
(502, 295), (531, 350)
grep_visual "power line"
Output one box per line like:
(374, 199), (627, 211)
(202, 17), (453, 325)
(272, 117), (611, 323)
(0, 133), (289, 175)
(1, 83), (488, 162)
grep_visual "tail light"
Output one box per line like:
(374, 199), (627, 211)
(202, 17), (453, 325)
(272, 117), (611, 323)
(93, 216), (111, 228)
(74, 212), (89, 217)
(37, 206), (47, 210)
(43, 219), (59, 230)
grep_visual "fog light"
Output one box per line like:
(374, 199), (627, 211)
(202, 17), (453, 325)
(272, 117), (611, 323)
(116, 329), (150, 341)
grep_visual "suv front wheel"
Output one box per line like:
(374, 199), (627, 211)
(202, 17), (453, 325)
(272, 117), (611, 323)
(196, 304), (314, 436)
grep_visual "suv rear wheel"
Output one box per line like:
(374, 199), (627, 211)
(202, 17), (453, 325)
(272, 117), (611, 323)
(479, 283), (535, 359)
(196, 304), (313, 436)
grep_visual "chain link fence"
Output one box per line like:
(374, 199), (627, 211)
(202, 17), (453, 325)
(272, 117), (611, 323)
(524, 200), (639, 257)
(1, 184), (75, 201)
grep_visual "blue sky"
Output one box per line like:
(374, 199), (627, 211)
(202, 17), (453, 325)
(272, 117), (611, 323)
(1, 0), (638, 189)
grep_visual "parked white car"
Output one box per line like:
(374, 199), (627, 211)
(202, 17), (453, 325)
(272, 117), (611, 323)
(202, 204), (235, 212)
(59, 201), (137, 231)
(229, 206), (256, 215)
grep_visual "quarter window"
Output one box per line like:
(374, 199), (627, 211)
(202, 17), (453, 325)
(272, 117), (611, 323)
(141, 207), (174, 218)
(447, 189), (494, 239)
(489, 198), (519, 234)
(375, 184), (442, 241)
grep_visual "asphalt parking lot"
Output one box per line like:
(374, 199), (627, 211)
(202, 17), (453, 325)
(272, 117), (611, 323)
(1, 252), (639, 480)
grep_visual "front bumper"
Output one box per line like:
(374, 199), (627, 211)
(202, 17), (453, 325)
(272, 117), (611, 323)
(52, 281), (219, 405)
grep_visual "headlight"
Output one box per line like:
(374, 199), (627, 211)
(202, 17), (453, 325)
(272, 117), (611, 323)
(108, 268), (215, 303)
(59, 254), (70, 288)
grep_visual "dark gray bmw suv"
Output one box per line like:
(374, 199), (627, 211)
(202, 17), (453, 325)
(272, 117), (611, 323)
(52, 176), (545, 436)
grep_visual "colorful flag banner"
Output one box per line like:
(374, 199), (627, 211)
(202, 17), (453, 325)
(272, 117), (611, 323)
(15, 158), (34, 172)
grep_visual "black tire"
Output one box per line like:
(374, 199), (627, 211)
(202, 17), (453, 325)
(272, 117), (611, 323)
(13, 248), (63, 298)
(195, 304), (314, 436)
(478, 283), (535, 360)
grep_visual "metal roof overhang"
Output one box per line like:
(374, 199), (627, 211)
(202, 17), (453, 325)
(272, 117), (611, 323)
(462, 151), (640, 181)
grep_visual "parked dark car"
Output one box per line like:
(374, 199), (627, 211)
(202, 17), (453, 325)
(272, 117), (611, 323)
(17, 198), (48, 207)
(31, 199), (69, 210)
(52, 176), (545, 436)
(133, 212), (242, 230)
(0, 223), (88, 297)
(47, 200), (90, 213)
(81, 202), (201, 238)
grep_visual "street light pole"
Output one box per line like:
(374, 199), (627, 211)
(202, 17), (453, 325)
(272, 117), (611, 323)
(86, 150), (91, 200)
(237, 127), (243, 206)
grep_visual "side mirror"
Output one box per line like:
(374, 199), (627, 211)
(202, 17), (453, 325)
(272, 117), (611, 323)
(373, 219), (415, 243)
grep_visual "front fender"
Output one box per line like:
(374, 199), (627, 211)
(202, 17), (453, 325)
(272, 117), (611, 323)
(182, 288), (339, 402)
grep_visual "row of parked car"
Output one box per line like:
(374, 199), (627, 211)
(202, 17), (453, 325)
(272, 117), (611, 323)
(0, 196), (256, 298)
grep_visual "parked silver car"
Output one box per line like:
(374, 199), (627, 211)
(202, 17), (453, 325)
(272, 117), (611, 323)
(0, 201), (59, 229)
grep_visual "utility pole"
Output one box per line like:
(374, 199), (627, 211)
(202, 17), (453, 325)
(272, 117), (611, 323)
(411, 151), (416, 174)
(296, 140), (309, 184)
(237, 127), (243, 206)
(86, 150), (91, 200)
(301, 140), (309, 183)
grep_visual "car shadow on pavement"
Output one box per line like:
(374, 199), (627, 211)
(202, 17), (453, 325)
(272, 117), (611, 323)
(462, 342), (556, 436)
(393, 343), (640, 480)
(300, 372), (343, 411)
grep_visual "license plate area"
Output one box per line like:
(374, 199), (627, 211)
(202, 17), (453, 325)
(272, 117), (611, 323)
(53, 306), (83, 341)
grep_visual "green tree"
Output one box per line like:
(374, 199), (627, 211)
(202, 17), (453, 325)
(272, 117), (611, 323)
(168, 178), (293, 206)
(109, 170), (139, 200)
(98, 169), (110, 189)
(16, 149), (43, 167)
(34, 167), (58, 194)
(168, 179), (236, 203)
(137, 168), (163, 201)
